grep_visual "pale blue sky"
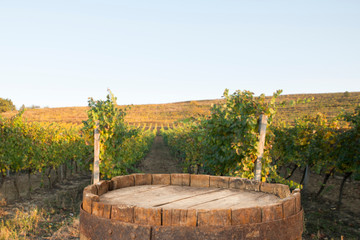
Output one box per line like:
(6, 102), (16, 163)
(1, 0), (359, 108)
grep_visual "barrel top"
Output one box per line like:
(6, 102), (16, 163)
(82, 174), (301, 232)
(99, 185), (281, 210)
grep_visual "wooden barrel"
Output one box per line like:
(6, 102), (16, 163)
(80, 173), (303, 240)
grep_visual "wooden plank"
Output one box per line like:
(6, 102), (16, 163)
(93, 121), (100, 184)
(100, 185), (167, 203)
(254, 114), (268, 181)
(99, 185), (281, 210)
(261, 203), (283, 222)
(170, 173), (190, 186)
(150, 188), (222, 208)
(162, 189), (240, 209)
(209, 176), (230, 188)
(190, 175), (210, 187)
(134, 207), (162, 226)
(111, 204), (135, 222)
(134, 173), (152, 185)
(198, 191), (279, 209)
(197, 209), (232, 226)
(232, 207), (262, 225)
(111, 175), (134, 190)
(162, 208), (197, 226)
(152, 174), (171, 185)
(102, 185), (220, 208)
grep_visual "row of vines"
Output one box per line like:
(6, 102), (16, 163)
(0, 91), (156, 200)
(0, 110), (92, 198)
(162, 89), (360, 207)
(79, 91), (156, 180)
(162, 89), (290, 184)
(272, 110), (359, 207)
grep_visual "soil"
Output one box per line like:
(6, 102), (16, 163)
(1, 170), (60, 202)
(287, 169), (360, 239)
(0, 174), (90, 239)
(137, 135), (182, 174)
(1, 135), (359, 239)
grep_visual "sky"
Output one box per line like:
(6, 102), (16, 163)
(1, 0), (359, 108)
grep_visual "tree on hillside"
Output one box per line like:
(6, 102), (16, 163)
(0, 98), (16, 112)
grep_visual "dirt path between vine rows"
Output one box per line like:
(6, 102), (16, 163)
(138, 135), (182, 174)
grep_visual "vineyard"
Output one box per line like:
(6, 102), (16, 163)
(162, 90), (360, 206)
(1, 91), (360, 126)
(0, 111), (91, 196)
(0, 92), (156, 194)
(0, 89), (359, 239)
(0, 92), (157, 239)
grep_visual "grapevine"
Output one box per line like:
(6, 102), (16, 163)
(82, 90), (156, 179)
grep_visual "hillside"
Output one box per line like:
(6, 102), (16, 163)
(275, 91), (360, 123)
(1, 91), (359, 126)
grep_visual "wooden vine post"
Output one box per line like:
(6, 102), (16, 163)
(93, 121), (100, 184)
(254, 114), (268, 181)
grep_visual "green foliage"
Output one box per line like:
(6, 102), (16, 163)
(271, 113), (339, 175)
(201, 89), (282, 179)
(0, 207), (48, 240)
(161, 121), (205, 173)
(0, 98), (15, 113)
(163, 90), (360, 190)
(0, 110), (27, 175)
(271, 106), (360, 187)
(0, 110), (92, 178)
(82, 90), (156, 179)
(164, 89), (360, 190)
(334, 105), (360, 175)
(163, 89), (287, 183)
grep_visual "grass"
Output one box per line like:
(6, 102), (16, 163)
(0, 206), (80, 240)
(0, 207), (50, 239)
(0, 174), (89, 240)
